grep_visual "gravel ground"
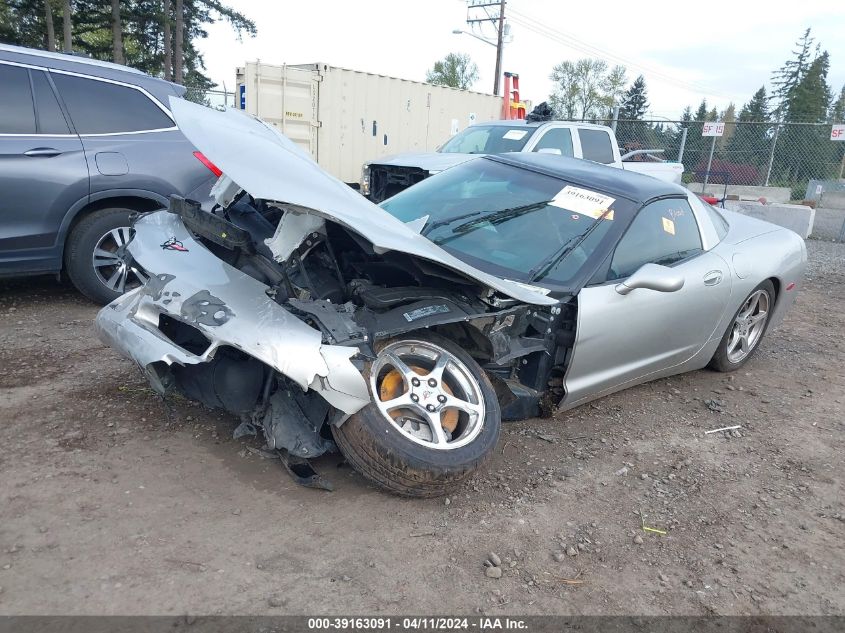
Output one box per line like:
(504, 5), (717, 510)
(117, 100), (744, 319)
(810, 207), (845, 241)
(0, 240), (842, 616)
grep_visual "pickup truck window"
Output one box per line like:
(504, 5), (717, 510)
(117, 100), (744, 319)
(439, 125), (532, 154)
(532, 128), (574, 157)
(579, 129), (615, 164)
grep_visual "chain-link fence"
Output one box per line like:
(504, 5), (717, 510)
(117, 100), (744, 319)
(567, 118), (845, 201)
(195, 89), (238, 109)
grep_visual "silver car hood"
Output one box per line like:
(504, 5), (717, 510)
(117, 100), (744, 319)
(169, 98), (556, 307)
(368, 152), (480, 173)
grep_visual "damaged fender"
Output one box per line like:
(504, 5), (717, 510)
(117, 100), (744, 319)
(95, 211), (370, 415)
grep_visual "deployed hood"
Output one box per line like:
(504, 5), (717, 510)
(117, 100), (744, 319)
(368, 152), (480, 173)
(169, 98), (556, 307)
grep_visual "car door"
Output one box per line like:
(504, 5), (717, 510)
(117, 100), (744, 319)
(0, 62), (89, 274)
(562, 197), (732, 407)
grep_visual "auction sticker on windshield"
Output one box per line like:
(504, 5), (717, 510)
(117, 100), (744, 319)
(503, 129), (529, 140)
(551, 185), (615, 220)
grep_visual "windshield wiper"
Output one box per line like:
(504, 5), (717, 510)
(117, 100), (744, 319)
(527, 209), (612, 283)
(452, 200), (552, 233)
(420, 199), (550, 238)
(420, 210), (485, 236)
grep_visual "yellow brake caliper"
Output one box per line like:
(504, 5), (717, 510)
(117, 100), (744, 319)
(378, 365), (459, 433)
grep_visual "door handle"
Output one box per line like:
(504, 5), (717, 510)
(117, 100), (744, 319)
(24, 148), (62, 157)
(703, 270), (723, 286)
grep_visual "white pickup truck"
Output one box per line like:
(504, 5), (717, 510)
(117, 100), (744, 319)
(361, 120), (683, 202)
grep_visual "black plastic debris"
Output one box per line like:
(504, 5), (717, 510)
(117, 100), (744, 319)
(526, 101), (554, 123)
(277, 449), (334, 491)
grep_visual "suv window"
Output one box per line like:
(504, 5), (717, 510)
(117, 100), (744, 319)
(609, 198), (702, 280)
(532, 127), (574, 157)
(579, 129), (615, 164)
(0, 63), (36, 134)
(51, 73), (173, 134)
(31, 70), (70, 134)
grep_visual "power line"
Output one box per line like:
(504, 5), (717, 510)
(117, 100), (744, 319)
(507, 8), (737, 101)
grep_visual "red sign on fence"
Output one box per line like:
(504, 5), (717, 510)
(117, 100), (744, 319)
(832, 124), (845, 141)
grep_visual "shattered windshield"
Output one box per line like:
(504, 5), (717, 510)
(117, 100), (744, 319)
(381, 158), (634, 287)
(439, 125), (534, 154)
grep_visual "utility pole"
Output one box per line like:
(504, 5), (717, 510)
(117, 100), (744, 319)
(465, 0), (507, 96)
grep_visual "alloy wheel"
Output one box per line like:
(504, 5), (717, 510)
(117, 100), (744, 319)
(726, 289), (770, 364)
(92, 227), (148, 294)
(370, 340), (486, 450)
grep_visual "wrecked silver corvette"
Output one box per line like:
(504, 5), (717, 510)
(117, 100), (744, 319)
(96, 99), (560, 496)
(96, 98), (805, 496)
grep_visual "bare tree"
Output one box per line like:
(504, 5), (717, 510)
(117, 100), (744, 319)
(44, 0), (56, 51)
(174, 0), (183, 84)
(111, 0), (123, 64)
(163, 0), (172, 81)
(549, 58), (627, 120)
(61, 0), (71, 52)
(425, 53), (479, 90)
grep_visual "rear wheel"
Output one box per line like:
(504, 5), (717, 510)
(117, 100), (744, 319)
(64, 207), (149, 304)
(332, 333), (501, 497)
(708, 280), (775, 372)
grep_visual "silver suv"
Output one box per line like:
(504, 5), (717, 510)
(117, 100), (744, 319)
(0, 44), (217, 303)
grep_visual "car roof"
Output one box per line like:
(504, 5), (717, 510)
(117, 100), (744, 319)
(0, 43), (185, 103)
(471, 119), (611, 130)
(487, 153), (686, 204)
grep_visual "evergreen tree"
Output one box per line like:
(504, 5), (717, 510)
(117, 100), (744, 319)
(831, 85), (845, 123)
(775, 51), (833, 186)
(738, 87), (769, 122)
(0, 0), (256, 96)
(727, 87), (771, 173)
(619, 75), (648, 120)
(785, 51), (831, 123)
(718, 103), (736, 151)
(770, 28), (815, 120)
(616, 75), (649, 152)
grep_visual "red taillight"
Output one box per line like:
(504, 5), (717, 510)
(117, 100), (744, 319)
(193, 151), (222, 177)
(786, 282), (796, 291)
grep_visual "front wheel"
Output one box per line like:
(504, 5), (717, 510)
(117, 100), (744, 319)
(708, 280), (775, 372)
(332, 333), (501, 497)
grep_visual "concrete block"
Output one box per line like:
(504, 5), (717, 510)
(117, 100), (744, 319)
(820, 191), (845, 210)
(687, 183), (792, 203)
(723, 200), (815, 238)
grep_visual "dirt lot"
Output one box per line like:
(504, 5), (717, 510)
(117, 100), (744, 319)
(0, 239), (843, 616)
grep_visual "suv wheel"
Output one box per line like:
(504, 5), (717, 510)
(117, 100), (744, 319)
(64, 207), (149, 304)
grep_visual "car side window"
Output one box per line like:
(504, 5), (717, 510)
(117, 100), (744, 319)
(532, 128), (574, 157)
(50, 73), (174, 134)
(578, 129), (615, 164)
(31, 70), (70, 134)
(0, 63), (36, 134)
(608, 198), (702, 280)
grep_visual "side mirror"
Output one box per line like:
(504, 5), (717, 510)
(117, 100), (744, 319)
(536, 148), (562, 156)
(615, 263), (685, 295)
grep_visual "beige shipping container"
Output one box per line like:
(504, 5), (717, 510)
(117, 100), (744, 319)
(235, 61), (503, 185)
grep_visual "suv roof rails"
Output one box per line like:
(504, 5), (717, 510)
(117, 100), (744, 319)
(0, 43), (146, 75)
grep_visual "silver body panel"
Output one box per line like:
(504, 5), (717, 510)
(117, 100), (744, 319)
(561, 211), (806, 410)
(95, 211), (370, 415)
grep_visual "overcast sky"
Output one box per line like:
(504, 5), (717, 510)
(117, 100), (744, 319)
(198, 0), (845, 120)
